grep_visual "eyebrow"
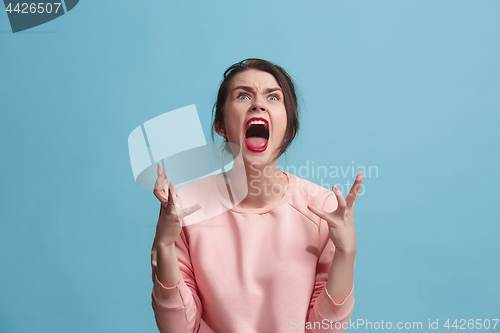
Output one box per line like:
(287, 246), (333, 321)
(231, 85), (282, 95)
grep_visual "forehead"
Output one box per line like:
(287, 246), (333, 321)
(229, 69), (280, 90)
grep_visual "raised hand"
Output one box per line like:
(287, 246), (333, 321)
(153, 163), (201, 247)
(308, 172), (363, 254)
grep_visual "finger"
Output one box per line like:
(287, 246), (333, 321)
(153, 172), (168, 199)
(332, 185), (347, 211)
(155, 163), (167, 186)
(167, 182), (176, 206)
(164, 182), (179, 216)
(158, 163), (167, 179)
(168, 182), (179, 207)
(181, 203), (202, 217)
(346, 172), (363, 208)
(307, 204), (329, 221)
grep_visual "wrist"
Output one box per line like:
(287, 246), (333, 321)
(156, 240), (176, 251)
(334, 246), (356, 256)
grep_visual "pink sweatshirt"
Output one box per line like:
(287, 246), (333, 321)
(151, 171), (354, 333)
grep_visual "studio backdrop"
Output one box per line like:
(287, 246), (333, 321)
(1, 1), (499, 332)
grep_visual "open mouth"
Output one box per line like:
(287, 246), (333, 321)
(244, 117), (269, 152)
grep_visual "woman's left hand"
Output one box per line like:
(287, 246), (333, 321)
(308, 172), (363, 254)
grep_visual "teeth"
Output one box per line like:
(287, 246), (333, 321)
(249, 120), (268, 129)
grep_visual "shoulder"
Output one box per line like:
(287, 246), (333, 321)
(287, 172), (338, 225)
(175, 174), (215, 199)
(174, 175), (225, 227)
(290, 173), (336, 207)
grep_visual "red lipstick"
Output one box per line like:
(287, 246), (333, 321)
(244, 117), (269, 152)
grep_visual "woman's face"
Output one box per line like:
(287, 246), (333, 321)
(220, 69), (287, 169)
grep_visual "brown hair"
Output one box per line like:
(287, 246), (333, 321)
(212, 58), (299, 157)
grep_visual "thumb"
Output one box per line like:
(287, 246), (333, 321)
(307, 204), (328, 221)
(176, 196), (183, 208)
(182, 204), (202, 217)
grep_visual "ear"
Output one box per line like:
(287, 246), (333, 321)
(214, 121), (226, 137)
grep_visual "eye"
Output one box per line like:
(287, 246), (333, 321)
(237, 93), (250, 100)
(268, 94), (280, 101)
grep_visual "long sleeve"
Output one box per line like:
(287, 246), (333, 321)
(306, 194), (355, 332)
(149, 173), (357, 333)
(151, 228), (203, 333)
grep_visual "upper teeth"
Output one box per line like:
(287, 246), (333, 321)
(249, 120), (268, 129)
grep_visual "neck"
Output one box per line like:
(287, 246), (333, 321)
(223, 156), (289, 209)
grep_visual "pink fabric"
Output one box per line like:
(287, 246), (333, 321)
(151, 172), (354, 333)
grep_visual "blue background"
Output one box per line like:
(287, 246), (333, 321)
(1, 1), (499, 332)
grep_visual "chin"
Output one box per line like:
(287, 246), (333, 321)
(241, 149), (276, 170)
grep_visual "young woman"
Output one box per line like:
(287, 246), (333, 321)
(151, 58), (363, 333)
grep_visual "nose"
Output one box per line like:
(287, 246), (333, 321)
(251, 106), (265, 112)
(250, 97), (267, 112)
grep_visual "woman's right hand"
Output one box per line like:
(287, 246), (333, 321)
(153, 163), (201, 247)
